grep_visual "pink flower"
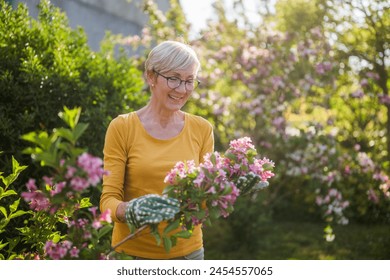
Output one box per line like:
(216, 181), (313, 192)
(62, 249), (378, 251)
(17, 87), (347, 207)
(21, 189), (50, 211)
(50, 181), (66, 196)
(25, 178), (37, 191)
(367, 188), (379, 204)
(92, 220), (102, 229)
(70, 176), (89, 191)
(100, 209), (112, 222)
(163, 137), (275, 239)
(69, 247), (80, 258)
(65, 166), (77, 179)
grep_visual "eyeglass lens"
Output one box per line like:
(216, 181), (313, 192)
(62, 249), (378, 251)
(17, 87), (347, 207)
(167, 78), (197, 91)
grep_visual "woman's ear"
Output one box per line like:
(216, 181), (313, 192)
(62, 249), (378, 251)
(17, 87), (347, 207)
(144, 71), (155, 88)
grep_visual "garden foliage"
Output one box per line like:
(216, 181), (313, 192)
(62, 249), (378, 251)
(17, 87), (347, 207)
(0, 0), (147, 180)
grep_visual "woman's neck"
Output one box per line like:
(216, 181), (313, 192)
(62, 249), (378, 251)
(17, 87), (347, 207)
(137, 104), (184, 128)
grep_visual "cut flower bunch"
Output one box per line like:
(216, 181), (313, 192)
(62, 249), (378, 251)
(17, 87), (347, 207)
(156, 137), (275, 252)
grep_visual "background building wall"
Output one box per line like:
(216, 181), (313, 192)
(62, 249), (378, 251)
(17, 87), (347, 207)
(12, 0), (170, 51)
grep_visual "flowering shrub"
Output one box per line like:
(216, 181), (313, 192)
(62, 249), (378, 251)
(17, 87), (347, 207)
(156, 137), (275, 252)
(21, 152), (113, 259)
(17, 107), (118, 259)
(22, 152), (106, 213)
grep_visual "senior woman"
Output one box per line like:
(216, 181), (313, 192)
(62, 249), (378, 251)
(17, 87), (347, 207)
(100, 40), (214, 260)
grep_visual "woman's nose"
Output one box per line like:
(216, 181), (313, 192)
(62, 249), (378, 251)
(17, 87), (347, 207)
(175, 82), (187, 93)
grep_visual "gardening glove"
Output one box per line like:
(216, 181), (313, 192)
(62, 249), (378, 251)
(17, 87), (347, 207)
(125, 194), (180, 229)
(236, 172), (269, 195)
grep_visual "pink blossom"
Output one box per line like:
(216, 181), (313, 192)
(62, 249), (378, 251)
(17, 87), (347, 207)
(193, 171), (206, 187)
(76, 152), (106, 186)
(367, 188), (379, 204)
(44, 240), (71, 260)
(351, 90), (364, 98)
(21, 189), (50, 211)
(50, 181), (66, 196)
(92, 220), (102, 229)
(360, 78), (368, 87)
(69, 247), (80, 258)
(43, 176), (53, 186)
(228, 137), (255, 153)
(25, 178), (37, 191)
(83, 231), (92, 239)
(65, 166), (77, 179)
(373, 172), (389, 182)
(379, 94), (390, 105)
(89, 206), (98, 217)
(315, 61), (332, 74)
(366, 71), (379, 80)
(70, 176), (89, 191)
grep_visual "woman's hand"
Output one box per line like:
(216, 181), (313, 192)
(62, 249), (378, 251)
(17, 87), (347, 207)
(124, 194), (180, 229)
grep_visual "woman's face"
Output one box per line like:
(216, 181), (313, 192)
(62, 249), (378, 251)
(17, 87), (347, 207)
(149, 65), (198, 112)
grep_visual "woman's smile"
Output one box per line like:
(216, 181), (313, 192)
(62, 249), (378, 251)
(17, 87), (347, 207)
(168, 94), (184, 101)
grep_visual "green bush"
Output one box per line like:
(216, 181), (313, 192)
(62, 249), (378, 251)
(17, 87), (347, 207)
(0, 0), (147, 180)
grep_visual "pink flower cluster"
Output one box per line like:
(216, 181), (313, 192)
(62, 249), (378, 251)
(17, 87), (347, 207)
(21, 178), (50, 211)
(44, 208), (111, 260)
(44, 240), (79, 260)
(21, 152), (112, 259)
(21, 152), (107, 212)
(163, 137), (275, 229)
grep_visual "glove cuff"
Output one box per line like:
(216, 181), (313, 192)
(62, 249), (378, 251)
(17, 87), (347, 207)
(125, 199), (141, 229)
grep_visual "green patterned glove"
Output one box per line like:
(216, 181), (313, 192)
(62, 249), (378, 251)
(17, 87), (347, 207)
(236, 172), (268, 195)
(125, 194), (180, 229)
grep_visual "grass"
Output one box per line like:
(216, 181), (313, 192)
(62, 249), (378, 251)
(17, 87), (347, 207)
(203, 221), (390, 260)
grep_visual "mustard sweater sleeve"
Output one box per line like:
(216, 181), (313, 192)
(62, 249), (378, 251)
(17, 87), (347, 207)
(100, 115), (128, 223)
(199, 118), (214, 162)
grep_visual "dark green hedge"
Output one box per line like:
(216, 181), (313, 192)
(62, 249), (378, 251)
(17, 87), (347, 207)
(0, 0), (147, 178)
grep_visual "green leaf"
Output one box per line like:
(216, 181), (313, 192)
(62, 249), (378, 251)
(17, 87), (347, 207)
(0, 242), (9, 250)
(170, 236), (177, 247)
(0, 157), (27, 187)
(20, 131), (51, 149)
(193, 209), (206, 219)
(97, 224), (113, 239)
(150, 226), (161, 246)
(9, 198), (21, 213)
(163, 236), (172, 253)
(9, 210), (30, 220)
(210, 153), (217, 165)
(33, 151), (59, 168)
(262, 163), (274, 171)
(209, 207), (221, 220)
(0, 206), (8, 218)
(163, 219), (180, 236)
(79, 198), (92, 208)
(162, 185), (176, 196)
(11, 156), (28, 177)
(54, 127), (75, 143)
(172, 230), (192, 239)
(0, 189), (17, 200)
(6, 236), (21, 252)
(58, 106), (81, 129)
(73, 123), (89, 142)
(51, 233), (62, 243)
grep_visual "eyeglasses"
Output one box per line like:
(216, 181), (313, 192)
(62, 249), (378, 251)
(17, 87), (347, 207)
(153, 70), (200, 91)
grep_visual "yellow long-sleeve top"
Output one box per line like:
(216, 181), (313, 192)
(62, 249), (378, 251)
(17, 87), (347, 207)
(100, 111), (214, 259)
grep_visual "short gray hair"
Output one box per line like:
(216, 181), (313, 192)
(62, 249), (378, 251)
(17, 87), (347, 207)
(145, 41), (200, 76)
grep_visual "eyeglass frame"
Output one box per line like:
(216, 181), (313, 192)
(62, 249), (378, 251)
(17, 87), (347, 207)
(153, 70), (200, 91)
